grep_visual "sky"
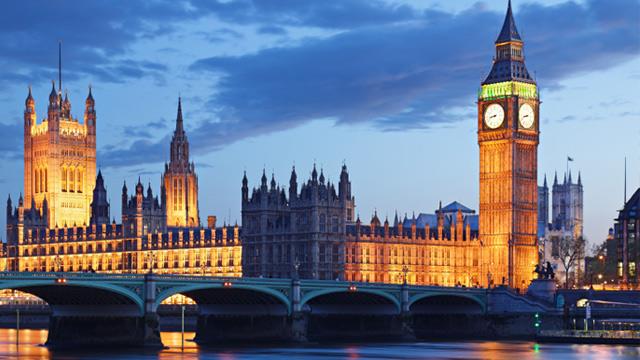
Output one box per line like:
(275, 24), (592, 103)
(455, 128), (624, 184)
(0, 0), (638, 252)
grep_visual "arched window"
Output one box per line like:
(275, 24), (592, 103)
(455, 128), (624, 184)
(76, 167), (82, 193)
(68, 167), (75, 192)
(319, 214), (326, 232)
(44, 168), (48, 192)
(35, 169), (40, 193)
(62, 166), (67, 192)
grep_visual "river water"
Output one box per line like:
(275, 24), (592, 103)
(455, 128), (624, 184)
(0, 329), (638, 359)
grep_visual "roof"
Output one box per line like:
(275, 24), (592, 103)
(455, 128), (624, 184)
(618, 187), (640, 220)
(496, 0), (522, 44)
(439, 201), (475, 214)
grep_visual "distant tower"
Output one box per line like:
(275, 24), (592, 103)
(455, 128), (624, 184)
(478, 1), (539, 288)
(552, 171), (583, 239)
(339, 164), (355, 223)
(90, 170), (110, 227)
(162, 98), (200, 227)
(538, 175), (549, 238)
(23, 46), (96, 228)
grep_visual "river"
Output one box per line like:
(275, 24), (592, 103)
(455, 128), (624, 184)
(0, 329), (638, 359)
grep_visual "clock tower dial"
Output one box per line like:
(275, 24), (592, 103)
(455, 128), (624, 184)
(519, 103), (535, 129)
(484, 103), (505, 129)
(477, 0), (539, 289)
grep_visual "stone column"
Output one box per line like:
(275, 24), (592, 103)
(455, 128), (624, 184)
(400, 284), (414, 340)
(142, 273), (162, 347)
(290, 279), (307, 342)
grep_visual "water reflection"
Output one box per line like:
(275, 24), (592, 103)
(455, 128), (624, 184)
(0, 329), (636, 359)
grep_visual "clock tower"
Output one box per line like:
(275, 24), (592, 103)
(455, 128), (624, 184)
(478, 0), (539, 288)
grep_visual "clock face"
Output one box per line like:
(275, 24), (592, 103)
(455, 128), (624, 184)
(519, 103), (535, 129)
(484, 103), (505, 129)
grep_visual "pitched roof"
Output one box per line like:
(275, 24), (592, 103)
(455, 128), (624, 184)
(439, 201), (475, 214)
(496, 0), (522, 43)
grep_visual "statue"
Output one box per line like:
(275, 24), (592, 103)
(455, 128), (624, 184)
(544, 261), (555, 280)
(533, 264), (544, 279)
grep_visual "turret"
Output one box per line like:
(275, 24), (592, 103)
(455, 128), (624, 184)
(47, 81), (60, 125)
(270, 173), (276, 191)
(311, 164), (318, 183)
(24, 86), (35, 126)
(61, 90), (71, 119)
(85, 85), (96, 134)
(90, 170), (110, 227)
(261, 169), (268, 190)
(242, 171), (249, 203)
(121, 181), (128, 212)
(339, 164), (351, 200)
(289, 166), (297, 201)
(319, 169), (325, 184)
(578, 172), (582, 186)
(6, 195), (12, 222)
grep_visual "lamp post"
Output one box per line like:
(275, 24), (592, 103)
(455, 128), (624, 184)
(144, 251), (156, 274)
(598, 274), (603, 290)
(402, 265), (409, 285)
(293, 258), (301, 281)
(54, 255), (63, 272)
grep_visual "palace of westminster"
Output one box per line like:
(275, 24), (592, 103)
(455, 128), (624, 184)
(4, 3), (544, 289)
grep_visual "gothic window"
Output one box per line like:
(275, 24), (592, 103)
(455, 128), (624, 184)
(62, 166), (67, 192)
(332, 216), (339, 232)
(77, 167), (83, 193)
(35, 169), (40, 193)
(319, 214), (326, 232)
(68, 167), (75, 192)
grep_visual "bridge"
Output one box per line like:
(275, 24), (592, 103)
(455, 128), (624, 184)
(0, 272), (550, 348)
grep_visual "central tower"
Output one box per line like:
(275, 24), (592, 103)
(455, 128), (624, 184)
(478, 1), (539, 288)
(162, 98), (200, 227)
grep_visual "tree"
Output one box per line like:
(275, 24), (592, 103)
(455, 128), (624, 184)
(558, 236), (586, 289)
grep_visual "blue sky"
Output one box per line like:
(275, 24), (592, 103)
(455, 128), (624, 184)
(0, 0), (638, 250)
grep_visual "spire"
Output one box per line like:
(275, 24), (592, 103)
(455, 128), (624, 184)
(86, 85), (95, 106)
(311, 163), (318, 182)
(242, 171), (248, 186)
(49, 80), (57, 104)
(319, 168), (325, 183)
(261, 168), (267, 187)
(553, 171), (558, 186)
(496, 0), (522, 44)
(568, 170), (572, 184)
(543, 174), (548, 188)
(122, 180), (127, 194)
(270, 173), (276, 190)
(393, 210), (399, 227)
(25, 86), (34, 107)
(176, 97), (184, 133)
(578, 171), (582, 186)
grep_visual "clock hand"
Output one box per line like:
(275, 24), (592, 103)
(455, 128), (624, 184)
(523, 114), (529, 118)
(490, 114), (496, 118)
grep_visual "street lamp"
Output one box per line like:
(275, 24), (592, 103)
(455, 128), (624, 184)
(54, 255), (63, 272)
(145, 251), (156, 274)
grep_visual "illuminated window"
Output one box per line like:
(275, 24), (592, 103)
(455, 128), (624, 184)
(44, 168), (47, 192)
(68, 167), (75, 192)
(62, 167), (67, 192)
(630, 262), (636, 277)
(35, 169), (40, 193)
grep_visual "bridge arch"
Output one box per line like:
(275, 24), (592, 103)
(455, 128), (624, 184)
(301, 288), (401, 314)
(409, 293), (485, 314)
(0, 279), (145, 315)
(155, 283), (291, 315)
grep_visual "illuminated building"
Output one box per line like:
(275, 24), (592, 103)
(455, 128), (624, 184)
(23, 81), (96, 229)
(162, 98), (200, 228)
(6, 79), (240, 276)
(242, 165), (481, 286)
(478, 0), (539, 288)
(5, 2), (542, 289)
(345, 204), (481, 286)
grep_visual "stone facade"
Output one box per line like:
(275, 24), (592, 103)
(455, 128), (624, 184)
(538, 171), (585, 287)
(7, 90), (238, 276)
(23, 83), (96, 228)
(241, 165), (354, 280)
(477, 1), (539, 288)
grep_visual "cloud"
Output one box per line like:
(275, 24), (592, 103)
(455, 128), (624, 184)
(66, 0), (640, 167)
(0, 0), (190, 86)
(194, 0), (419, 29)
